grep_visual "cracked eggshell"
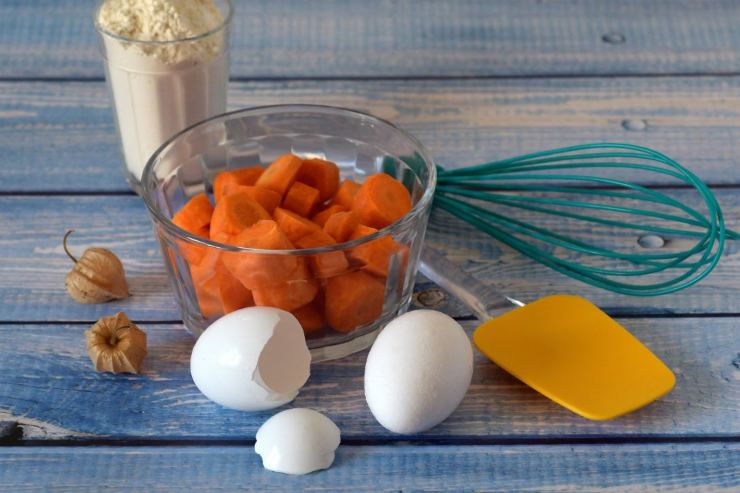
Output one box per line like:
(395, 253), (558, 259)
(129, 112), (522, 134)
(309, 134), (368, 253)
(364, 310), (473, 434)
(255, 408), (341, 475)
(190, 307), (311, 411)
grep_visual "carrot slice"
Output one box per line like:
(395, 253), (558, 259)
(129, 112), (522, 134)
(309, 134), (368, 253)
(172, 193), (213, 264)
(348, 225), (407, 277)
(213, 166), (264, 203)
(311, 204), (347, 227)
(217, 265), (254, 314)
(221, 220), (304, 289)
(223, 185), (281, 214)
(324, 271), (385, 333)
(273, 207), (321, 243)
(282, 181), (320, 217)
(255, 154), (303, 196)
(296, 158), (340, 202)
(352, 173), (412, 228)
(291, 299), (326, 336)
(210, 190), (271, 239)
(190, 262), (223, 319)
(252, 278), (319, 312)
(323, 210), (360, 243)
(331, 179), (361, 209)
(294, 229), (349, 278)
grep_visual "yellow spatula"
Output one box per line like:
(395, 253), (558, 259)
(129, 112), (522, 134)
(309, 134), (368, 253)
(420, 247), (675, 420)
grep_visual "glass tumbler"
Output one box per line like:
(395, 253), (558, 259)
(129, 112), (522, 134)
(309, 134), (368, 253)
(94, 0), (233, 195)
(142, 105), (437, 361)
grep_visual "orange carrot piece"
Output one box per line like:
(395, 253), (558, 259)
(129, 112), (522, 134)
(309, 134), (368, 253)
(173, 193), (213, 232)
(323, 210), (360, 243)
(255, 154), (303, 196)
(252, 276), (319, 312)
(210, 190), (271, 239)
(324, 271), (385, 333)
(282, 181), (321, 217)
(221, 220), (304, 289)
(352, 173), (412, 228)
(311, 204), (347, 227)
(213, 166), (264, 203)
(291, 300), (326, 336)
(294, 229), (349, 278)
(223, 185), (281, 214)
(330, 179), (361, 209)
(296, 158), (340, 202)
(272, 207), (321, 243)
(190, 262), (223, 319)
(217, 265), (254, 314)
(172, 193), (213, 264)
(348, 225), (406, 277)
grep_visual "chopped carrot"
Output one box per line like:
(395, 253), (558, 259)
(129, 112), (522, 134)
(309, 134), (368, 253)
(213, 166), (264, 203)
(273, 207), (321, 243)
(224, 185), (281, 214)
(252, 276), (319, 312)
(323, 210), (360, 243)
(291, 299), (326, 336)
(294, 229), (349, 278)
(330, 179), (361, 209)
(210, 190), (271, 239)
(190, 262), (223, 319)
(348, 225), (406, 277)
(296, 158), (340, 202)
(172, 193), (213, 264)
(255, 154), (303, 196)
(324, 271), (385, 333)
(311, 204), (347, 227)
(352, 173), (412, 228)
(282, 181), (320, 217)
(217, 264), (254, 314)
(221, 220), (304, 289)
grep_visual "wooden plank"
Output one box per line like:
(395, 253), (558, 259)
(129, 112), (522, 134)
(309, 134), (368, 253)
(3, 1), (740, 78)
(0, 193), (736, 323)
(0, 443), (737, 492)
(0, 318), (736, 441)
(3, 78), (740, 193)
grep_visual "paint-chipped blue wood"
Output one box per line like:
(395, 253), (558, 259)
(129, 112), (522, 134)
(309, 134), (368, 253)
(0, 319), (737, 440)
(0, 194), (736, 323)
(3, 77), (740, 193)
(0, 443), (737, 492)
(2, 1), (740, 78)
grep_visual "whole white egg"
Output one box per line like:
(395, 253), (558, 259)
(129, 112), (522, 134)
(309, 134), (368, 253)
(190, 306), (311, 411)
(364, 309), (473, 434)
(255, 408), (341, 475)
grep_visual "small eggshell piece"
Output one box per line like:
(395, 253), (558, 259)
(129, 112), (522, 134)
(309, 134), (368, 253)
(190, 307), (311, 411)
(255, 408), (341, 475)
(364, 310), (473, 434)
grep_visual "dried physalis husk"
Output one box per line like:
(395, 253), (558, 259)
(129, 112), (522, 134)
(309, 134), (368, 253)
(63, 230), (129, 304)
(86, 312), (147, 374)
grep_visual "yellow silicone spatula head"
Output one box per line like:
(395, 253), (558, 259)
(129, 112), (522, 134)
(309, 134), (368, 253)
(420, 247), (675, 421)
(472, 294), (675, 420)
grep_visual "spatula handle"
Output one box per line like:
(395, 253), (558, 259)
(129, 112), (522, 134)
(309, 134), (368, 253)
(419, 246), (523, 321)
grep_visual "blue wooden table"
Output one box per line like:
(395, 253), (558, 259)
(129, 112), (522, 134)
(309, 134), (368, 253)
(1, 1), (738, 491)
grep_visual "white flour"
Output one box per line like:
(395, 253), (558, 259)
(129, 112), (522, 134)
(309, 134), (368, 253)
(97, 0), (228, 188)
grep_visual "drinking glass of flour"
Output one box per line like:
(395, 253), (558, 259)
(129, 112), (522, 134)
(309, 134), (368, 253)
(94, 0), (232, 194)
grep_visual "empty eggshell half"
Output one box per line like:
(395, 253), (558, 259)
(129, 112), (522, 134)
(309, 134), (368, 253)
(190, 307), (311, 411)
(255, 408), (341, 475)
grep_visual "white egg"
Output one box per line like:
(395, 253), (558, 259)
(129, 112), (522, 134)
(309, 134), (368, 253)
(364, 309), (473, 434)
(190, 307), (311, 411)
(255, 408), (341, 475)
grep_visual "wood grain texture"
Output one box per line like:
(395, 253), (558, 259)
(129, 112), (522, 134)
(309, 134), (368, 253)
(0, 193), (736, 323)
(0, 443), (737, 492)
(2, 77), (740, 193)
(0, 318), (737, 441)
(3, 0), (740, 78)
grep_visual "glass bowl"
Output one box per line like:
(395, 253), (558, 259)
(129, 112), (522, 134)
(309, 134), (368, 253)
(142, 105), (436, 361)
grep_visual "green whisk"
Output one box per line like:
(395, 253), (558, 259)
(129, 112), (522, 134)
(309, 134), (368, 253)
(432, 143), (738, 296)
